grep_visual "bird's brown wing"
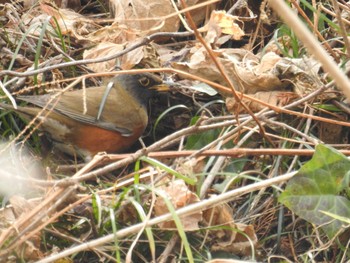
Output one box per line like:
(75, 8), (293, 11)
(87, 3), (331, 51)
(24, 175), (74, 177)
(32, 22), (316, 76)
(18, 86), (148, 136)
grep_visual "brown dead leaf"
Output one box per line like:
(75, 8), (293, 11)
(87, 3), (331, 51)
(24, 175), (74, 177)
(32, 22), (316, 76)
(139, 44), (163, 69)
(276, 57), (322, 96)
(110, 0), (179, 34)
(255, 52), (282, 73)
(203, 10), (245, 45)
(83, 42), (124, 72)
(174, 48), (323, 98)
(229, 51), (285, 93)
(203, 203), (257, 257)
(155, 180), (202, 230)
(120, 45), (144, 70)
(211, 11), (244, 38)
(173, 48), (269, 93)
(211, 223), (257, 256)
(40, 2), (100, 42)
(87, 23), (140, 44)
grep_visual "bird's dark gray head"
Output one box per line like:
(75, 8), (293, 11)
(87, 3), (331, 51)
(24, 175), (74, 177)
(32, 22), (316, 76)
(113, 73), (168, 107)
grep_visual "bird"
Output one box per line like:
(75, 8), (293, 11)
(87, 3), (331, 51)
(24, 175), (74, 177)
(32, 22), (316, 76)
(0, 73), (169, 160)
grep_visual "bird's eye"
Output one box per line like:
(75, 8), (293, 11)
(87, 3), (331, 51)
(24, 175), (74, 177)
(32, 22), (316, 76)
(139, 77), (150, 87)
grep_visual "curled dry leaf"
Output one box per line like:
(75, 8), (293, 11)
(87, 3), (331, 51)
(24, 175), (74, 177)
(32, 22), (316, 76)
(236, 52), (322, 96)
(203, 203), (257, 257)
(276, 57), (322, 96)
(230, 51), (286, 93)
(203, 10), (245, 46)
(40, 2), (100, 42)
(155, 179), (202, 231)
(173, 48), (269, 93)
(87, 22), (143, 44)
(174, 47), (324, 105)
(209, 11), (244, 39)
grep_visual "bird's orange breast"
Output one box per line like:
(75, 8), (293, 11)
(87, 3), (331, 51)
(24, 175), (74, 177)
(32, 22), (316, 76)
(70, 123), (144, 155)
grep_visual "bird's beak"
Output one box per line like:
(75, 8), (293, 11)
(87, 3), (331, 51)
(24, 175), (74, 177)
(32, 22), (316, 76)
(150, 81), (172, 92)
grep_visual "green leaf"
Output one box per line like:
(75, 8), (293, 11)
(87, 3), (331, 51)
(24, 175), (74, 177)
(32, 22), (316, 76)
(312, 104), (343, 112)
(91, 193), (102, 228)
(186, 117), (224, 150)
(279, 144), (350, 239)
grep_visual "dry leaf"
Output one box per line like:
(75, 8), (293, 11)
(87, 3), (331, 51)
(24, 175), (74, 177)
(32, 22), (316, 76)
(174, 48), (323, 98)
(83, 42), (124, 72)
(40, 2), (99, 42)
(155, 180), (202, 230)
(120, 45), (144, 70)
(203, 203), (257, 257)
(228, 51), (285, 93)
(87, 23), (140, 44)
(275, 57), (322, 95)
(211, 223), (257, 256)
(23, 0), (39, 8)
(110, 0), (179, 34)
(203, 10), (245, 45)
(84, 40), (144, 71)
(173, 48), (264, 93)
(139, 44), (162, 69)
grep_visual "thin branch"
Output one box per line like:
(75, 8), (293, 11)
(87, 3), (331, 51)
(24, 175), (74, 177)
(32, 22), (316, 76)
(268, 0), (350, 100)
(36, 171), (297, 263)
(330, 0), (350, 58)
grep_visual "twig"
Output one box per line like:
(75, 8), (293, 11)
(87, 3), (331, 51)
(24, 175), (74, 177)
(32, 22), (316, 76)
(289, 0), (338, 60)
(268, 0), (350, 100)
(0, 32), (194, 78)
(180, 0), (272, 146)
(36, 171), (297, 263)
(330, 0), (350, 58)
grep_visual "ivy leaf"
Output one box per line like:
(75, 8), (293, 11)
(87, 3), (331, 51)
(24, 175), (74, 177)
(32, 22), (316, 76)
(279, 144), (350, 239)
